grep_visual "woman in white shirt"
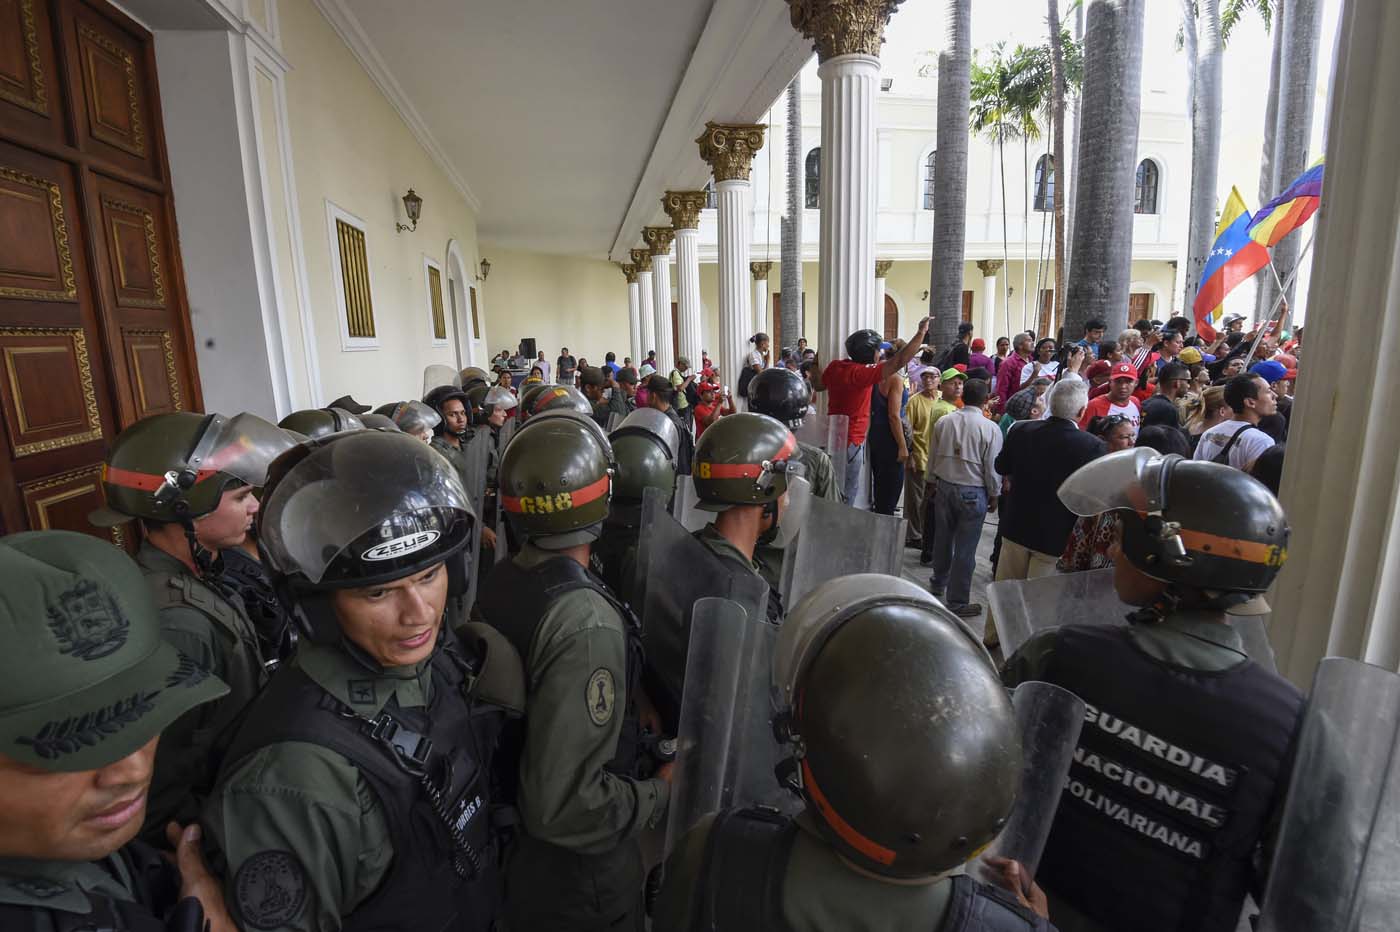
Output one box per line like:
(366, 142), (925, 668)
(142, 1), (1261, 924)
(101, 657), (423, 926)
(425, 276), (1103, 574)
(1019, 337), (1061, 388)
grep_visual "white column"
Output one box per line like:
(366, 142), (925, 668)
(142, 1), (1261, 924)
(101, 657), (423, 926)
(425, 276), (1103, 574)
(644, 226), (677, 375)
(1269, 0), (1400, 684)
(620, 264), (641, 363)
(977, 259), (1003, 343)
(663, 191), (709, 371)
(751, 261), (772, 339)
(715, 180), (752, 390)
(631, 248), (655, 368)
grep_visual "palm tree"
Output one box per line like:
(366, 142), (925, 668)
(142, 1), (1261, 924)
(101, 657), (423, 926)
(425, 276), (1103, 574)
(970, 43), (1021, 338)
(1064, 0), (1146, 339)
(929, 0), (972, 352)
(780, 75), (803, 351)
(1006, 45), (1047, 333)
(1048, 3), (1069, 333)
(1180, 0), (1223, 316)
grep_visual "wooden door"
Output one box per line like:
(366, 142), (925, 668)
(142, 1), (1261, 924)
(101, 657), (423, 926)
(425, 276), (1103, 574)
(882, 293), (898, 340)
(961, 290), (974, 324)
(1038, 289), (1055, 339)
(0, 0), (200, 542)
(1128, 292), (1152, 323)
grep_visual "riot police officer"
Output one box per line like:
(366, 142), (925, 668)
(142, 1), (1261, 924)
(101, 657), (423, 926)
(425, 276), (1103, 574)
(594, 408), (681, 601)
(691, 412), (808, 604)
(381, 399), (441, 442)
(205, 429), (523, 932)
(89, 412), (291, 845)
(1002, 450), (1304, 932)
(655, 574), (1053, 931)
(0, 530), (234, 931)
(277, 407), (364, 438)
(474, 411), (671, 932)
(747, 366), (839, 502)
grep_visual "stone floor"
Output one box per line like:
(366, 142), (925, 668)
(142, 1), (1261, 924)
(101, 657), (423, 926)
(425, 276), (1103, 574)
(896, 508), (1003, 659)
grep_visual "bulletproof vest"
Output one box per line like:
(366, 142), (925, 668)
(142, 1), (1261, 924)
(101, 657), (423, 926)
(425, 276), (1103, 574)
(0, 843), (200, 932)
(695, 808), (1049, 932)
(591, 525), (640, 607)
(475, 554), (643, 776)
(146, 569), (269, 696)
(221, 638), (510, 932)
(1035, 625), (1303, 932)
(216, 548), (295, 669)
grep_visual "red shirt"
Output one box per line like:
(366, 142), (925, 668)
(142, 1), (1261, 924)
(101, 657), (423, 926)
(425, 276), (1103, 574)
(693, 403), (719, 439)
(822, 359), (886, 445)
(996, 352), (1032, 412)
(1079, 394), (1142, 431)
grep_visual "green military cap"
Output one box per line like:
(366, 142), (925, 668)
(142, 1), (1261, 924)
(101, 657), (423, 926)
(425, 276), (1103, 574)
(0, 531), (227, 772)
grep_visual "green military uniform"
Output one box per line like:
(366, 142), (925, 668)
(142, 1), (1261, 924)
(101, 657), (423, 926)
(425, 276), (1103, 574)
(695, 524), (764, 578)
(607, 390), (634, 424)
(136, 544), (268, 844)
(797, 439), (838, 503)
(430, 433), (472, 488)
(481, 543), (668, 931)
(0, 847), (190, 931)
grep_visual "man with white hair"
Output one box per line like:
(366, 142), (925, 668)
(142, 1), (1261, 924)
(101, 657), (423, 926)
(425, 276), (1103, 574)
(988, 377), (1106, 647)
(995, 332), (1035, 412)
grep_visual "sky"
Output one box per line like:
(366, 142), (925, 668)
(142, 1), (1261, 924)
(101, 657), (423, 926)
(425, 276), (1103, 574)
(800, 0), (1344, 323)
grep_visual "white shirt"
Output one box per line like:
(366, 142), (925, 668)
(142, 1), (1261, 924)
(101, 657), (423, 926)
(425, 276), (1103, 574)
(748, 348), (766, 370)
(931, 407), (1004, 497)
(536, 359), (550, 381)
(1104, 400), (1141, 438)
(1021, 360), (1060, 387)
(1193, 420), (1275, 471)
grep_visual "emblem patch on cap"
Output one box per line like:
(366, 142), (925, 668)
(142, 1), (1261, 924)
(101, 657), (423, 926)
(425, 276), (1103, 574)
(361, 530), (441, 562)
(235, 850), (308, 930)
(46, 580), (130, 661)
(586, 668), (615, 727)
(16, 690), (157, 760)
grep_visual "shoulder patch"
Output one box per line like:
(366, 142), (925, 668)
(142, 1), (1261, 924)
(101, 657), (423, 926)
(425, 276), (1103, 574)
(586, 667), (616, 727)
(234, 850), (308, 930)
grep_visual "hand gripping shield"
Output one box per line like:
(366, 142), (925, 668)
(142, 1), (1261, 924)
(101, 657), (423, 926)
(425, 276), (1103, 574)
(663, 597), (796, 856)
(988, 568), (1278, 673)
(778, 492), (904, 608)
(633, 488), (770, 732)
(1257, 658), (1400, 932)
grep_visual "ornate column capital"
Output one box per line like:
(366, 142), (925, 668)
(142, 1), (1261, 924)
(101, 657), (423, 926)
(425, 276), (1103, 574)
(696, 122), (766, 183)
(750, 261), (773, 281)
(643, 226), (676, 257)
(618, 262), (638, 284)
(976, 259), (1004, 277)
(874, 259), (894, 278)
(788, 0), (903, 62)
(662, 190), (708, 230)
(630, 248), (653, 273)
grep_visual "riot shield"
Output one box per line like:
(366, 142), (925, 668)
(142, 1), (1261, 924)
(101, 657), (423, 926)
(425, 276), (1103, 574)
(973, 681), (1085, 883)
(778, 494), (905, 608)
(495, 417), (516, 452)
(457, 428), (492, 519)
(825, 414), (849, 498)
(422, 364), (461, 397)
(663, 597), (796, 856)
(633, 488), (770, 731)
(793, 410), (827, 449)
(989, 568), (1278, 673)
(670, 475), (711, 532)
(1256, 658), (1400, 932)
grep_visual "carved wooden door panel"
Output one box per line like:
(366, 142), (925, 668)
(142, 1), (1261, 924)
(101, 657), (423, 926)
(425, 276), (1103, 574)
(0, 0), (201, 542)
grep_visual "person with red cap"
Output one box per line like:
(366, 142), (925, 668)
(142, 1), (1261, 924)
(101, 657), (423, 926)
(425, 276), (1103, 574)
(968, 338), (994, 373)
(1079, 361), (1142, 437)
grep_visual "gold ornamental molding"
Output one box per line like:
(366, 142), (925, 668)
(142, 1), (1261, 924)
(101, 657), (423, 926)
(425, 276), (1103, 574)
(618, 262), (638, 284)
(661, 190), (708, 231)
(629, 248), (653, 273)
(0, 167), (77, 302)
(874, 259), (894, 277)
(103, 195), (166, 309)
(643, 226), (675, 258)
(1, 327), (104, 457)
(788, 0), (904, 61)
(20, 464), (127, 549)
(696, 122), (766, 184)
(0, 0), (48, 115)
(750, 261), (773, 281)
(78, 22), (146, 157)
(976, 259), (1005, 276)
(124, 327), (182, 412)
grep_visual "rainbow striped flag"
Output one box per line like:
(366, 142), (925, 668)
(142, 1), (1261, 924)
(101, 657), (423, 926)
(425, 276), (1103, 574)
(1193, 187), (1270, 341)
(1247, 159), (1324, 247)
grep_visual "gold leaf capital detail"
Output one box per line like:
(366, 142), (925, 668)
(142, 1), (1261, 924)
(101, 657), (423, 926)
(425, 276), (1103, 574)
(788, 0), (903, 61)
(696, 123), (766, 183)
(662, 191), (708, 230)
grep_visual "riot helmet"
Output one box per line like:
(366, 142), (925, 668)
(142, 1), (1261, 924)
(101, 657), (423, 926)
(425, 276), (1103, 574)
(385, 400), (441, 440)
(845, 329), (883, 364)
(518, 383), (551, 420)
(422, 384), (472, 439)
(747, 367), (812, 427)
(465, 382), (491, 416)
(692, 412), (801, 511)
(359, 413), (400, 431)
(773, 574), (1021, 879)
(483, 385), (518, 427)
(278, 407), (365, 439)
(497, 411), (612, 550)
(258, 430), (476, 643)
(531, 384), (592, 418)
(459, 366), (490, 390)
(1058, 448), (1288, 597)
(608, 408), (679, 522)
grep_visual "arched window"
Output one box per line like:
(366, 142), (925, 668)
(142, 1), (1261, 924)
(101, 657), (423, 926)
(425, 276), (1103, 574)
(1033, 154), (1055, 212)
(1134, 159), (1160, 214)
(805, 148), (821, 209)
(703, 181), (717, 209)
(922, 150), (937, 210)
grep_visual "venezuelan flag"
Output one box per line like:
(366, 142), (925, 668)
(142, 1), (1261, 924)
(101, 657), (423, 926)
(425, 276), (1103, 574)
(1247, 159), (1324, 247)
(1192, 187), (1270, 340)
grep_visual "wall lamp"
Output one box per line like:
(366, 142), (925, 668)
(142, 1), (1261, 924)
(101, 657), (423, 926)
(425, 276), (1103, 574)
(477, 258), (491, 282)
(395, 188), (422, 233)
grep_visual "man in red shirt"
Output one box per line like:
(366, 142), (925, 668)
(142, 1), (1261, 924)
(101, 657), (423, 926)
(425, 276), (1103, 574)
(1079, 361), (1142, 437)
(821, 318), (930, 505)
(692, 381), (735, 439)
(995, 333), (1034, 414)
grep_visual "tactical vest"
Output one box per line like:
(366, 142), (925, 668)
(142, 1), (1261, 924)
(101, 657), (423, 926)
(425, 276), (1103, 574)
(0, 843), (200, 932)
(694, 808), (1051, 931)
(222, 637), (511, 932)
(1035, 625), (1303, 932)
(146, 569), (269, 696)
(217, 548), (295, 669)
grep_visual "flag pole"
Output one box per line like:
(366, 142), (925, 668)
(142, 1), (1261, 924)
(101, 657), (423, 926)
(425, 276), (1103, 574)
(1245, 229), (1317, 363)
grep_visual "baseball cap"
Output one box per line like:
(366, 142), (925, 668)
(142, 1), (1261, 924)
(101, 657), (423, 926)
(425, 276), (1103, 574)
(1086, 360), (1112, 380)
(699, 381), (720, 394)
(879, 341), (894, 352)
(1249, 360), (1288, 384)
(1274, 353), (1298, 380)
(940, 367), (967, 381)
(1177, 347), (1204, 365)
(971, 338), (987, 352)
(0, 531), (228, 772)
(1110, 362), (1139, 382)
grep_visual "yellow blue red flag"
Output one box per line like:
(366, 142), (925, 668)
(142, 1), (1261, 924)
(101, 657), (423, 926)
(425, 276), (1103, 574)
(1192, 187), (1270, 340)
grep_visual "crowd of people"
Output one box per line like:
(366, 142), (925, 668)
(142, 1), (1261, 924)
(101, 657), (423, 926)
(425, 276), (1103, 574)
(0, 304), (1330, 932)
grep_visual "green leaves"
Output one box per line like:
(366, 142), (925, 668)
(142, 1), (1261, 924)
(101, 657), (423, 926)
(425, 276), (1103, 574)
(970, 32), (1083, 142)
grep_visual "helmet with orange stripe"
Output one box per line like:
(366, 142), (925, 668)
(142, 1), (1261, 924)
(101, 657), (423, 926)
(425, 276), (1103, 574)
(692, 413), (801, 512)
(772, 574), (1021, 879)
(1059, 448), (1289, 604)
(498, 410), (613, 550)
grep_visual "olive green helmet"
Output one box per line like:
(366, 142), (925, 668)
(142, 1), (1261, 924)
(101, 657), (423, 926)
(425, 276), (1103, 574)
(465, 382), (490, 414)
(91, 412), (292, 527)
(774, 574), (1021, 879)
(692, 412), (800, 511)
(531, 384), (592, 418)
(277, 407), (364, 440)
(518, 383), (551, 420)
(498, 410), (613, 549)
(608, 409), (679, 522)
(460, 366), (490, 390)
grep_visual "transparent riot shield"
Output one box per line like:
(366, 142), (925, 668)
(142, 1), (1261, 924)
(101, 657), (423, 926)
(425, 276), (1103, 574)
(496, 417), (516, 453)
(988, 568), (1278, 673)
(826, 414), (849, 497)
(422, 364), (461, 397)
(1257, 658), (1400, 932)
(973, 681), (1086, 884)
(670, 475), (711, 533)
(457, 429), (492, 520)
(663, 597), (796, 856)
(793, 410), (827, 449)
(778, 494), (905, 608)
(634, 489), (770, 731)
